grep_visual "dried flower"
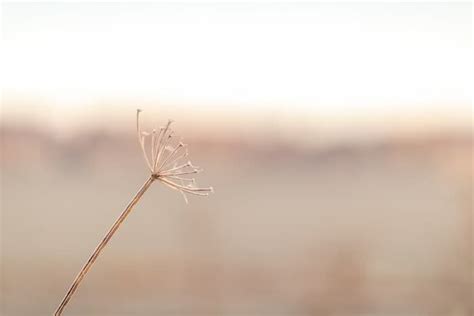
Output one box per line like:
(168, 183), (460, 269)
(136, 109), (213, 203)
(54, 109), (212, 315)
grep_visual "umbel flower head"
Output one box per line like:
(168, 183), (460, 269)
(136, 109), (213, 203)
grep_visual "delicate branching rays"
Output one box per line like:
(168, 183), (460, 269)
(54, 109), (212, 315)
(136, 109), (213, 202)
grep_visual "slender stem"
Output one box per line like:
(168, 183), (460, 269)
(54, 176), (155, 316)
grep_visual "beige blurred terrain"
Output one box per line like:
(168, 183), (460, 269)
(1, 123), (472, 316)
(2, 2), (471, 315)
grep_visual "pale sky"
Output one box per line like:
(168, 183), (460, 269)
(1, 2), (472, 135)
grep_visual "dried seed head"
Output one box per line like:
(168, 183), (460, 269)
(136, 109), (213, 203)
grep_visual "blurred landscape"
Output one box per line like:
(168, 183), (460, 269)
(1, 2), (472, 315)
(1, 118), (472, 315)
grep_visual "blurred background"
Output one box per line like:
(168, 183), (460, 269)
(1, 2), (472, 315)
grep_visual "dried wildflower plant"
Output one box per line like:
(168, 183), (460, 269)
(54, 109), (212, 315)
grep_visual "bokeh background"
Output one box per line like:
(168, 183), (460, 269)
(1, 2), (472, 315)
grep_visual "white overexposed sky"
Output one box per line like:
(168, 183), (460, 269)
(1, 2), (472, 135)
